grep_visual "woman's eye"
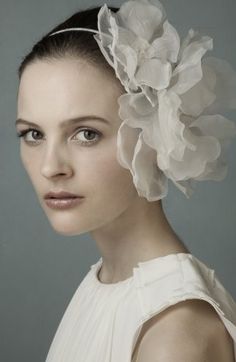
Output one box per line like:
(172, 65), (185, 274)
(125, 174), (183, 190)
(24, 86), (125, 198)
(16, 127), (101, 146)
(17, 128), (43, 143)
(72, 128), (100, 145)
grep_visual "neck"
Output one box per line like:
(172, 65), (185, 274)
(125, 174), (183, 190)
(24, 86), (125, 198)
(90, 197), (189, 283)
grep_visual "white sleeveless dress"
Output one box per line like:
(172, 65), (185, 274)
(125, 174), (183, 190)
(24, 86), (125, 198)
(45, 253), (236, 361)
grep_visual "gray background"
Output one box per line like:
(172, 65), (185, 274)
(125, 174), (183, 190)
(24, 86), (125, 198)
(1, 0), (236, 361)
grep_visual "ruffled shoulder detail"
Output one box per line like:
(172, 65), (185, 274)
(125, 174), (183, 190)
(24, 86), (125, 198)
(131, 253), (236, 346)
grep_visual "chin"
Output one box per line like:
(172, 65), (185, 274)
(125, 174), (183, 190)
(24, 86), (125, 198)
(50, 222), (85, 236)
(43, 212), (84, 236)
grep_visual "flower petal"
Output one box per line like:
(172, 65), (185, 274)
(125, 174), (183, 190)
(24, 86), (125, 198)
(202, 57), (236, 114)
(190, 114), (236, 146)
(131, 131), (168, 201)
(117, 0), (166, 41)
(170, 29), (213, 94)
(116, 121), (141, 169)
(150, 20), (180, 63)
(179, 62), (216, 117)
(117, 93), (154, 128)
(135, 58), (172, 90)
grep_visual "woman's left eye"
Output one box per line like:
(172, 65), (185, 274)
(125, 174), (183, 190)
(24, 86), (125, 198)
(16, 127), (101, 146)
(72, 128), (101, 145)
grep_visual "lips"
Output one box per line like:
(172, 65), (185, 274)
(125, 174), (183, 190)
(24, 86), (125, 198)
(44, 195), (84, 209)
(49, 196), (77, 199)
(44, 191), (83, 199)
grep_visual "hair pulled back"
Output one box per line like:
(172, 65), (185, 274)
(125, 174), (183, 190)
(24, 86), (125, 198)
(18, 6), (120, 81)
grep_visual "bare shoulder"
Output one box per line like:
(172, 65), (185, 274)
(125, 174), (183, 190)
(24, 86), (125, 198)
(132, 299), (234, 362)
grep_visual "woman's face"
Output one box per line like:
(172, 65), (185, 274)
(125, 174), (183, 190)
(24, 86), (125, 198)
(16, 58), (138, 236)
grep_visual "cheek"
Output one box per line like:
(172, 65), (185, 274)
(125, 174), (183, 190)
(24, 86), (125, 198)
(20, 146), (39, 184)
(84, 146), (138, 211)
(100, 160), (134, 194)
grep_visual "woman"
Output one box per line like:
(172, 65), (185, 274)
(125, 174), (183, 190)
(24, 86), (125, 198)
(16, 1), (236, 361)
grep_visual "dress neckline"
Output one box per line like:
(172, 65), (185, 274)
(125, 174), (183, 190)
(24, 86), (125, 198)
(91, 252), (193, 287)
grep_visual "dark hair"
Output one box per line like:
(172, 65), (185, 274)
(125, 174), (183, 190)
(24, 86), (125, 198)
(17, 6), (121, 83)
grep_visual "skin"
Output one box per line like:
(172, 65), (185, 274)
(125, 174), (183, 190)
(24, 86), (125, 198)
(16, 57), (189, 284)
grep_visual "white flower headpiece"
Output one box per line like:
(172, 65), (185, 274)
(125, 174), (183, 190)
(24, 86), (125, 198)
(49, 0), (236, 201)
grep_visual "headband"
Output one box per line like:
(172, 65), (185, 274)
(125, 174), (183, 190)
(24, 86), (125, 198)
(48, 0), (236, 201)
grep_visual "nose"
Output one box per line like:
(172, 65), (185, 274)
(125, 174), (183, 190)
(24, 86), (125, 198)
(40, 144), (73, 179)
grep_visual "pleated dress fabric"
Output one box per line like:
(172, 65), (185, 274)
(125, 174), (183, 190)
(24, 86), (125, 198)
(45, 253), (236, 361)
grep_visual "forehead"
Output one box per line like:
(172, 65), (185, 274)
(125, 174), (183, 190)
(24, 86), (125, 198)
(17, 58), (123, 122)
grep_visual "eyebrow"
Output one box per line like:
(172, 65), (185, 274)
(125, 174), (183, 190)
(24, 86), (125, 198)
(15, 115), (110, 128)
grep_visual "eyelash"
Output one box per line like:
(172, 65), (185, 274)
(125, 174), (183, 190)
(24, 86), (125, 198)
(16, 127), (101, 146)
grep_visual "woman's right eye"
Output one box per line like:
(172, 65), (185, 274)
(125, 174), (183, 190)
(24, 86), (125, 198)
(16, 127), (101, 146)
(17, 128), (43, 142)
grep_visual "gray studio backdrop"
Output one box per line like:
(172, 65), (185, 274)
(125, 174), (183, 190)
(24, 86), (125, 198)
(1, 0), (236, 361)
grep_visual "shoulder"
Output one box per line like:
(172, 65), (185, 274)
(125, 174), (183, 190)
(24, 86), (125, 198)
(133, 299), (234, 362)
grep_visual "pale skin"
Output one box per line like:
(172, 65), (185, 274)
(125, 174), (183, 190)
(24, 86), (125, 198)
(16, 57), (234, 361)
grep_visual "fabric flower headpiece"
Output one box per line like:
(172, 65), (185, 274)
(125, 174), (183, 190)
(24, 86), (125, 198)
(49, 0), (236, 201)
